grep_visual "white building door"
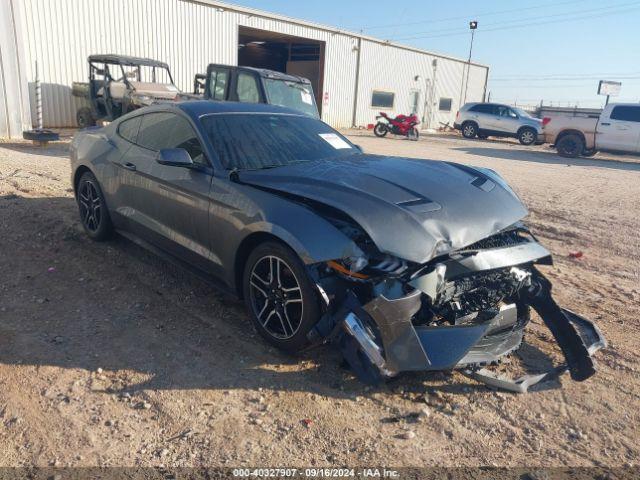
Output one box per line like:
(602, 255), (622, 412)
(409, 90), (421, 116)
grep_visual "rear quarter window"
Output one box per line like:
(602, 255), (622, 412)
(469, 104), (493, 114)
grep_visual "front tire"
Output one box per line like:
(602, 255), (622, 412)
(407, 127), (419, 141)
(518, 127), (537, 145)
(243, 242), (320, 352)
(373, 123), (388, 137)
(556, 134), (584, 158)
(461, 121), (478, 139)
(76, 171), (113, 240)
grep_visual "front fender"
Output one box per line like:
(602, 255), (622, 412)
(240, 214), (363, 265)
(211, 180), (364, 290)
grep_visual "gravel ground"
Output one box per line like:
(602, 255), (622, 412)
(0, 131), (638, 469)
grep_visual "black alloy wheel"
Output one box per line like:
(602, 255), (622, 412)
(77, 171), (113, 240)
(243, 242), (320, 352)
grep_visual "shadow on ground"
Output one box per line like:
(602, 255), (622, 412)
(0, 195), (562, 398)
(453, 146), (640, 172)
(0, 141), (70, 158)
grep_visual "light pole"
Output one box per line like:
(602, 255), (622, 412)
(462, 20), (478, 105)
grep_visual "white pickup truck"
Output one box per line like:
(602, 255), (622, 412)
(543, 103), (640, 157)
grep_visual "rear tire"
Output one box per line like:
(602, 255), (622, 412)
(461, 121), (478, 139)
(556, 134), (584, 158)
(477, 133), (489, 140)
(582, 148), (597, 157)
(518, 127), (537, 145)
(373, 123), (388, 137)
(76, 107), (96, 129)
(76, 171), (113, 241)
(242, 241), (320, 353)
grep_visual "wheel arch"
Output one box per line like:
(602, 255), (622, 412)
(517, 125), (537, 135)
(72, 165), (94, 196)
(232, 218), (360, 298)
(555, 129), (586, 145)
(234, 231), (288, 298)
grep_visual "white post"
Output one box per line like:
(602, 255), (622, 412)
(35, 61), (43, 130)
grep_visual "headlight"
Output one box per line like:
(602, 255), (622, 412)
(345, 255), (368, 273)
(133, 95), (152, 105)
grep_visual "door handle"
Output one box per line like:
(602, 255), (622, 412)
(600, 122), (610, 126)
(121, 162), (137, 171)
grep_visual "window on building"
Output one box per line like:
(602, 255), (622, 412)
(236, 72), (261, 103)
(610, 106), (640, 122)
(371, 91), (395, 109)
(439, 98), (453, 111)
(208, 68), (229, 101)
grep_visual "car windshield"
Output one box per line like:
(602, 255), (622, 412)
(120, 64), (174, 85)
(262, 79), (319, 118)
(201, 113), (357, 170)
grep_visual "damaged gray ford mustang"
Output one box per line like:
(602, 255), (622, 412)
(70, 101), (605, 391)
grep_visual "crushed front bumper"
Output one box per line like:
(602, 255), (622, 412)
(328, 270), (605, 392)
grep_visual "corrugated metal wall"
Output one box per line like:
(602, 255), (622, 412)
(15, 0), (487, 129)
(0, 0), (31, 138)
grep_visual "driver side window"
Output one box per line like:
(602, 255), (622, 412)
(137, 112), (207, 166)
(495, 106), (508, 117)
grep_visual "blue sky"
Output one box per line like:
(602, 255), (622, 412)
(231, 0), (640, 108)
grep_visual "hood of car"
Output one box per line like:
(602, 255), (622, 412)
(238, 154), (528, 264)
(130, 82), (181, 101)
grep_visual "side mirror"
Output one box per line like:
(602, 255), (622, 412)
(157, 148), (194, 168)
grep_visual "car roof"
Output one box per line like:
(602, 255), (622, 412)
(88, 54), (170, 69)
(206, 64), (311, 84)
(463, 102), (514, 109)
(175, 100), (306, 118)
(608, 103), (640, 107)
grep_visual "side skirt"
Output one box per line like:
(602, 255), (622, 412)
(116, 229), (239, 300)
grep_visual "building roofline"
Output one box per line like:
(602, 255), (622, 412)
(184, 0), (490, 69)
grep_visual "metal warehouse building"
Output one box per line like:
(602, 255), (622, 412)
(0, 0), (489, 138)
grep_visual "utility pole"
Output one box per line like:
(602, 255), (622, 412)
(462, 20), (478, 105)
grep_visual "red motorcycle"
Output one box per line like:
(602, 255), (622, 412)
(373, 112), (420, 141)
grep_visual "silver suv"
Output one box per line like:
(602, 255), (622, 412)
(454, 103), (543, 145)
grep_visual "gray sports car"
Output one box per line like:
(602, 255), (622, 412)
(70, 101), (605, 391)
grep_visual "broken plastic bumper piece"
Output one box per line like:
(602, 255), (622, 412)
(338, 271), (606, 392)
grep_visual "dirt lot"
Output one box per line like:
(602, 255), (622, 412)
(0, 132), (638, 469)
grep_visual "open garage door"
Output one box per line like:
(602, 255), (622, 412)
(238, 26), (325, 114)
